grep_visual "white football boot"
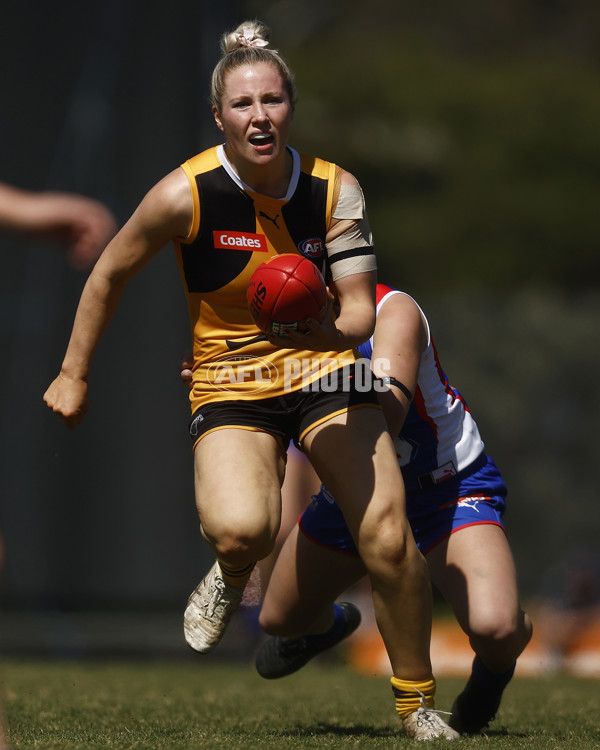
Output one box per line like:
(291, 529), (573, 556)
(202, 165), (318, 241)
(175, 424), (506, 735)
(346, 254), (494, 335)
(183, 561), (245, 653)
(403, 705), (460, 741)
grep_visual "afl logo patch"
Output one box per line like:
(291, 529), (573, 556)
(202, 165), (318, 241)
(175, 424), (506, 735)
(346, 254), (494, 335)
(298, 237), (325, 259)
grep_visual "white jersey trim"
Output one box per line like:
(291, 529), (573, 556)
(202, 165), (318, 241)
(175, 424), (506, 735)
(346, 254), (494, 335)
(217, 144), (301, 201)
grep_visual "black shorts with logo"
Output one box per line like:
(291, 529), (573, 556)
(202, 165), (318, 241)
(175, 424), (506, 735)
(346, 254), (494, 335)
(188, 365), (380, 449)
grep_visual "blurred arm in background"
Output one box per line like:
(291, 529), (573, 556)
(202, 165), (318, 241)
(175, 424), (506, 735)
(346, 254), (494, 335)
(0, 179), (116, 750)
(0, 181), (117, 270)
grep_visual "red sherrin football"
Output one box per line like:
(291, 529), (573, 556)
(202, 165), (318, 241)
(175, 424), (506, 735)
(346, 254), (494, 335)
(247, 254), (328, 335)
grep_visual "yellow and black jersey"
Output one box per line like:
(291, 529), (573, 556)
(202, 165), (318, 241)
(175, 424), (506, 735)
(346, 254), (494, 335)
(174, 145), (358, 413)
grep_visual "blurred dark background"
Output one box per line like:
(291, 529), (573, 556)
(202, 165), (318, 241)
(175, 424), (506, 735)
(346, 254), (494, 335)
(1, 0), (599, 655)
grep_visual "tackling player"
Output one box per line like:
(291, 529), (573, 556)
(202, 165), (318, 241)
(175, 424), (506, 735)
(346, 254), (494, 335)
(256, 284), (533, 735)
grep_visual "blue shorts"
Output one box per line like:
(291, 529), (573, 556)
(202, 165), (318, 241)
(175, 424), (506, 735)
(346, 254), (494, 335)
(299, 454), (507, 556)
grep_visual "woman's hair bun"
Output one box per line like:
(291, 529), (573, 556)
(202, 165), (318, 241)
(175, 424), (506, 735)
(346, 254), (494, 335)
(222, 20), (270, 54)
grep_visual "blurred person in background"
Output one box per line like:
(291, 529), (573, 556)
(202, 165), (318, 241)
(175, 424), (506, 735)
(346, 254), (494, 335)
(256, 283), (533, 735)
(0, 179), (116, 750)
(533, 550), (600, 672)
(0, 181), (117, 271)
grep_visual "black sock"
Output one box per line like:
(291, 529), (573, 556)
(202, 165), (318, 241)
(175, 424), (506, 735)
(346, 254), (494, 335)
(470, 655), (515, 694)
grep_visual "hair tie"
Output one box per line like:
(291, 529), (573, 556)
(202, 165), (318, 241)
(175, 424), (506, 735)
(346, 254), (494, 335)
(235, 28), (269, 48)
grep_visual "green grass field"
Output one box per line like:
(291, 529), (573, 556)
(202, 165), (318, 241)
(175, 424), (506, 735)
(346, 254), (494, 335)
(2, 657), (599, 749)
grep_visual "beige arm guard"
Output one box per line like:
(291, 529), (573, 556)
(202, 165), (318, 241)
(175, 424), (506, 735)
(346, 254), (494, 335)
(328, 183), (377, 281)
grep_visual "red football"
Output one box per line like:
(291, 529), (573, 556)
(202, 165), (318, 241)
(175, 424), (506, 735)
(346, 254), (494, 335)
(247, 254), (328, 335)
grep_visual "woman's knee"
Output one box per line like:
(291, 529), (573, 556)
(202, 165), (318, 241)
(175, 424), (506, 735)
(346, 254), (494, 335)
(204, 516), (278, 564)
(357, 514), (419, 575)
(469, 607), (532, 656)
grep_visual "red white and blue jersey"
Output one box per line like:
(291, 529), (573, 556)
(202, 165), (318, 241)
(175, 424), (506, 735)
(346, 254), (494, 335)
(300, 284), (507, 555)
(357, 285), (485, 497)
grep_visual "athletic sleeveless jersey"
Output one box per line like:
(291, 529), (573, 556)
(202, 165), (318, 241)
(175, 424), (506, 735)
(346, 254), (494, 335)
(357, 285), (485, 494)
(174, 145), (358, 414)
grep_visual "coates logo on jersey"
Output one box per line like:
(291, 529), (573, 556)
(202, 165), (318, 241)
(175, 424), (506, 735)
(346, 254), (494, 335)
(298, 237), (325, 259)
(214, 231), (268, 252)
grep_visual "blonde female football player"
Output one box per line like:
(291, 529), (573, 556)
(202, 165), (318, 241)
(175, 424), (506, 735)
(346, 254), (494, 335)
(44, 20), (457, 740)
(257, 284), (533, 734)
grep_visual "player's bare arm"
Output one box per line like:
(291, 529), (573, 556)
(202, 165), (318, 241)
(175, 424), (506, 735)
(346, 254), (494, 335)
(0, 181), (117, 270)
(273, 171), (376, 351)
(43, 168), (193, 428)
(323, 170), (376, 347)
(371, 293), (426, 437)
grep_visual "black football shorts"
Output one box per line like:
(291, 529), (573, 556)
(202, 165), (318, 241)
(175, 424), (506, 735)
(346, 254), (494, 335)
(188, 364), (380, 449)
